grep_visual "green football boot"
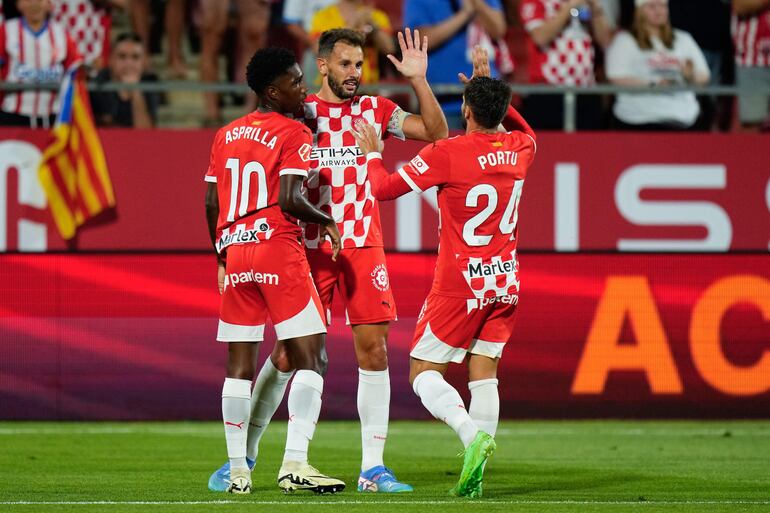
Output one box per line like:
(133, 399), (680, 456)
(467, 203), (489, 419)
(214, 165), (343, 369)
(452, 431), (496, 497)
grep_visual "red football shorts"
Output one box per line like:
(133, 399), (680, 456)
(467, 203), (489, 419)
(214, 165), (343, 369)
(217, 239), (326, 342)
(410, 292), (519, 364)
(305, 246), (397, 325)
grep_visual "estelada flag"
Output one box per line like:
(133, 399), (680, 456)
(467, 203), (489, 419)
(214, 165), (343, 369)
(38, 65), (116, 240)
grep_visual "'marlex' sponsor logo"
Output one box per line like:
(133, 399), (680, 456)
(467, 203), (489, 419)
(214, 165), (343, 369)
(216, 225), (271, 252)
(467, 259), (516, 278)
(311, 146), (363, 168)
(224, 270), (279, 288)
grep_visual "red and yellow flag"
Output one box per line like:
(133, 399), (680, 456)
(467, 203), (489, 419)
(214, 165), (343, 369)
(38, 66), (116, 240)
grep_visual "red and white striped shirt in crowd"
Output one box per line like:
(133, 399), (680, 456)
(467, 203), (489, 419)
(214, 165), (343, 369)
(0, 17), (81, 120)
(732, 7), (770, 67)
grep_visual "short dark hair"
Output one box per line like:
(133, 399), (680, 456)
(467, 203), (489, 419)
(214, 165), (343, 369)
(318, 28), (365, 58)
(113, 32), (143, 48)
(463, 77), (512, 129)
(246, 47), (297, 95)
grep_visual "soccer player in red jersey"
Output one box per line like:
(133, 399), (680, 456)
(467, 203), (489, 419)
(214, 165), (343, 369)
(352, 47), (537, 497)
(204, 47), (344, 495)
(227, 27), (448, 493)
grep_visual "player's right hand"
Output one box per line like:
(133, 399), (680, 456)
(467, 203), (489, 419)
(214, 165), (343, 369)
(217, 260), (226, 295)
(320, 222), (341, 262)
(458, 46), (491, 84)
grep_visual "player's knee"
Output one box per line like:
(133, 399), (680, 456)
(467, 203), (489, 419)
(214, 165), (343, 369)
(314, 349), (328, 376)
(359, 343), (388, 371)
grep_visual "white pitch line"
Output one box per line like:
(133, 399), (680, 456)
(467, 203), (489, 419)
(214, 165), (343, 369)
(2, 500), (770, 506)
(0, 426), (768, 437)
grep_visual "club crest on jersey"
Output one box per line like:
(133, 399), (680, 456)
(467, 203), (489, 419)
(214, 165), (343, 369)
(409, 155), (429, 174)
(371, 264), (390, 292)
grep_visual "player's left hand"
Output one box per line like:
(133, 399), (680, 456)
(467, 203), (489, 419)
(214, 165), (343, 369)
(459, 45), (491, 84)
(320, 222), (341, 261)
(387, 27), (428, 80)
(352, 119), (383, 155)
(217, 260), (226, 295)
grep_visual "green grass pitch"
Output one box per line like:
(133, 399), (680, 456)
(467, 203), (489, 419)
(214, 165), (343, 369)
(1, 420), (769, 513)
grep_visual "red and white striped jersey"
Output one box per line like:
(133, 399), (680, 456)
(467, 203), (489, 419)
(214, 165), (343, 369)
(301, 93), (401, 249)
(394, 130), (536, 302)
(0, 17), (80, 118)
(732, 7), (770, 67)
(205, 111), (313, 254)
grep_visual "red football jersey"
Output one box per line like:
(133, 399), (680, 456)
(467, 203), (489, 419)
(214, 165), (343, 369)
(204, 111), (313, 253)
(396, 130), (536, 302)
(301, 93), (401, 249)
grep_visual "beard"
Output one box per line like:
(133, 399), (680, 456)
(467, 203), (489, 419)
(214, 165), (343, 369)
(327, 71), (359, 100)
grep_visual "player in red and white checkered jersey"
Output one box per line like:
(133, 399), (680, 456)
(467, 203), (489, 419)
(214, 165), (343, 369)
(352, 47), (536, 496)
(0, 0), (81, 127)
(299, 27), (447, 492)
(519, 0), (613, 129)
(732, 0), (770, 129)
(204, 47), (345, 495)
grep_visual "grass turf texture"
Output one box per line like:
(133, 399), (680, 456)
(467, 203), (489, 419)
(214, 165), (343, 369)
(1, 420), (769, 513)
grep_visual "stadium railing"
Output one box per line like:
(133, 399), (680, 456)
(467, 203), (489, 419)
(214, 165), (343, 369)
(2, 81), (769, 132)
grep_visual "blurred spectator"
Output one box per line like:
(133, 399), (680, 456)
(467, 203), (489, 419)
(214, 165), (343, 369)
(199, 0), (270, 126)
(283, 0), (336, 84)
(129, 0), (187, 77)
(0, 0), (81, 128)
(52, 0), (120, 70)
(732, 0), (770, 131)
(90, 32), (159, 128)
(669, 0), (732, 131)
(519, 0), (613, 130)
(310, 0), (395, 84)
(606, 0), (709, 130)
(403, 0), (507, 127)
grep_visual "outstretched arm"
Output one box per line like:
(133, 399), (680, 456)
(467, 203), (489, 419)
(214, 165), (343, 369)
(388, 28), (448, 142)
(352, 121), (413, 200)
(461, 46), (536, 141)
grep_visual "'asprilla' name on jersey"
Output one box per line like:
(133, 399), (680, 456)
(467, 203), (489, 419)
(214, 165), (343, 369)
(204, 111), (313, 253)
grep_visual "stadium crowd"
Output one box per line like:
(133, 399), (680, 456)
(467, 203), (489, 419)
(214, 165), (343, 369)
(0, 0), (767, 131)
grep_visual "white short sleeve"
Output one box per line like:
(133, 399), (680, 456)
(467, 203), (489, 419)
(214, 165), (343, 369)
(677, 30), (710, 80)
(606, 32), (639, 80)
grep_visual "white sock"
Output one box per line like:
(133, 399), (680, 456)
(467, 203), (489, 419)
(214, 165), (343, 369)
(358, 368), (390, 471)
(221, 377), (252, 470)
(246, 358), (294, 461)
(283, 370), (323, 466)
(468, 378), (499, 437)
(412, 370), (478, 448)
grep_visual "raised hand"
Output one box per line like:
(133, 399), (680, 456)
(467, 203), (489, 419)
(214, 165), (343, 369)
(458, 45), (491, 84)
(387, 27), (429, 80)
